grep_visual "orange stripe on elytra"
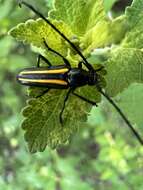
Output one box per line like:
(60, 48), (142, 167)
(18, 78), (68, 85)
(19, 68), (69, 75)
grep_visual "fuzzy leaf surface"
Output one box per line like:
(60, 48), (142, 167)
(9, 19), (73, 64)
(105, 0), (143, 96)
(81, 15), (127, 53)
(22, 87), (101, 153)
(105, 48), (143, 96)
(49, 0), (105, 36)
(50, 0), (128, 52)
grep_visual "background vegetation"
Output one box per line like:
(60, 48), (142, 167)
(0, 0), (143, 189)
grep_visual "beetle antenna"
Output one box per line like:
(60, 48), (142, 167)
(96, 85), (143, 145)
(19, 1), (93, 71)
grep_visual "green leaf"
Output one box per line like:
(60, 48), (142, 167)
(50, 0), (127, 58)
(122, 0), (143, 49)
(49, 0), (105, 36)
(105, 0), (143, 96)
(22, 87), (101, 153)
(50, 0), (127, 54)
(105, 48), (143, 96)
(125, 0), (143, 29)
(81, 15), (127, 53)
(9, 19), (74, 64)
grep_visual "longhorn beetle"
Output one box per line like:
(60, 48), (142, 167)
(17, 1), (143, 145)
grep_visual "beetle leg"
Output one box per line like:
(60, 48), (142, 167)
(37, 54), (52, 67)
(59, 88), (72, 124)
(72, 91), (98, 106)
(43, 39), (71, 68)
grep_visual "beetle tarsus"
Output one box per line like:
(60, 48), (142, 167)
(72, 91), (98, 106)
(59, 88), (73, 124)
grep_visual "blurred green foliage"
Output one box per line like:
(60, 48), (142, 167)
(0, 0), (143, 189)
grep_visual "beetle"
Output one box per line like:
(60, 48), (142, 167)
(17, 39), (101, 123)
(17, 1), (143, 145)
